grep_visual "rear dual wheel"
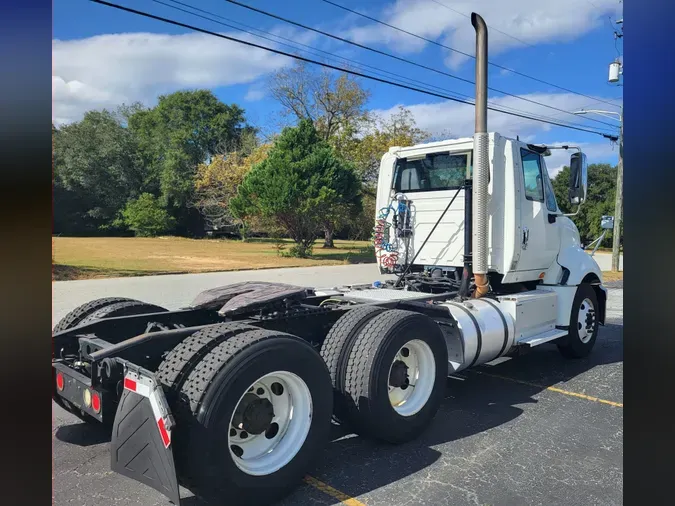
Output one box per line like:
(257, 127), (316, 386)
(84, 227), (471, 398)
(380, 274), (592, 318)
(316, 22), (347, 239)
(157, 326), (333, 505)
(321, 308), (448, 443)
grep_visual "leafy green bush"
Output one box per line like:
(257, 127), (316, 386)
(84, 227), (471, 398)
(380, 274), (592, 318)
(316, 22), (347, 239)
(122, 193), (176, 237)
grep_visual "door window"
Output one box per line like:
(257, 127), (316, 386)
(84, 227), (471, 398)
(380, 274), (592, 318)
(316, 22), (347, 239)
(520, 149), (544, 202)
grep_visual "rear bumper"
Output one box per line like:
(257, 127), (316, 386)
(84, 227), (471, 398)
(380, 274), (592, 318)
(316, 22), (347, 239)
(53, 362), (113, 422)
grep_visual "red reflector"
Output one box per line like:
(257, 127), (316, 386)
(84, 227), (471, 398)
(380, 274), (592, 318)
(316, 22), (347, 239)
(56, 372), (64, 391)
(91, 392), (101, 413)
(157, 418), (171, 448)
(124, 378), (137, 391)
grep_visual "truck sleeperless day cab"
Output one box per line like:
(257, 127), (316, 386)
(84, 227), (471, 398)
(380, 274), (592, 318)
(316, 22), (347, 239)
(52, 13), (607, 506)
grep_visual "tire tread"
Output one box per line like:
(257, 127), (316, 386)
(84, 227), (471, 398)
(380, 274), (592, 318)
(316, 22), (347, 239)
(53, 297), (136, 333)
(178, 328), (296, 416)
(80, 300), (168, 325)
(156, 323), (255, 397)
(320, 305), (385, 388)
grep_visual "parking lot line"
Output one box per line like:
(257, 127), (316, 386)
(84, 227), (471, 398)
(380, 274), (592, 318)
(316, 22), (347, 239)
(304, 475), (366, 506)
(467, 370), (623, 408)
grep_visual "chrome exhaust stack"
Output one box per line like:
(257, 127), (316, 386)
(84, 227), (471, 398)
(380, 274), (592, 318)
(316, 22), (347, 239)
(471, 12), (490, 298)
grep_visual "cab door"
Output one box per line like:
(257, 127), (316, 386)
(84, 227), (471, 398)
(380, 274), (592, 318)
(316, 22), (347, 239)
(513, 147), (560, 273)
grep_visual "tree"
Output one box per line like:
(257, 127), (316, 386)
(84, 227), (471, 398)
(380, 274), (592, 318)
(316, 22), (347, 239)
(269, 63), (370, 246)
(53, 109), (143, 234)
(128, 90), (256, 236)
(552, 163), (620, 245)
(193, 142), (273, 237)
(341, 106), (430, 183)
(230, 120), (361, 257)
(269, 62), (370, 143)
(122, 193), (176, 237)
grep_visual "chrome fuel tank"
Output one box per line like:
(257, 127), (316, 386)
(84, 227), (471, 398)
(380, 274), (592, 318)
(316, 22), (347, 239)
(438, 298), (515, 372)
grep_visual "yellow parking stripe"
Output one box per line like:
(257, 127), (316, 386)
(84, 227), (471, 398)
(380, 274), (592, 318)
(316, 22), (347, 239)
(469, 370), (623, 408)
(304, 475), (366, 506)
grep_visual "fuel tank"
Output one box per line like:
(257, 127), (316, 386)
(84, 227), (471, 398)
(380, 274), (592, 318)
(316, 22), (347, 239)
(438, 298), (515, 372)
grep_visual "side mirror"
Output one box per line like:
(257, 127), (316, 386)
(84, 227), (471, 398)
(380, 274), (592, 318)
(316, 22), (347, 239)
(568, 152), (588, 205)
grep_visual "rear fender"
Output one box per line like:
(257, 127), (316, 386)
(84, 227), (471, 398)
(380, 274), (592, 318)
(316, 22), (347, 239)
(111, 363), (180, 505)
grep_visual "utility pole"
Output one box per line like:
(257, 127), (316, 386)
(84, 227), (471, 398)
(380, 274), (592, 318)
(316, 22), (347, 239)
(610, 17), (623, 272)
(611, 107), (623, 271)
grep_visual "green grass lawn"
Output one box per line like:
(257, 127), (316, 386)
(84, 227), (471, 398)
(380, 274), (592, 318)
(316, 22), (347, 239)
(53, 236), (375, 280)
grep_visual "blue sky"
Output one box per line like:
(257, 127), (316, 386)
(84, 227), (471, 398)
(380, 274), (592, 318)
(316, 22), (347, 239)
(53, 0), (623, 173)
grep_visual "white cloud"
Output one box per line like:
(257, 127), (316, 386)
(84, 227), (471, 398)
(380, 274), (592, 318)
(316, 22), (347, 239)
(244, 87), (266, 102)
(52, 31), (300, 125)
(372, 92), (621, 140)
(344, 0), (621, 69)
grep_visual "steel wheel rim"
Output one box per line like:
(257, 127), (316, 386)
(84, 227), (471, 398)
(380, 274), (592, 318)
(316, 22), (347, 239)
(228, 371), (313, 476)
(387, 339), (436, 416)
(577, 297), (596, 344)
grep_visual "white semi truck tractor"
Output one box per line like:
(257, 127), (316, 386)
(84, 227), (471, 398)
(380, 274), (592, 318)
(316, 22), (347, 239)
(52, 13), (606, 506)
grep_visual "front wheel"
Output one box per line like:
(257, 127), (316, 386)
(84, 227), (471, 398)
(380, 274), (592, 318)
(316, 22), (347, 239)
(557, 283), (599, 359)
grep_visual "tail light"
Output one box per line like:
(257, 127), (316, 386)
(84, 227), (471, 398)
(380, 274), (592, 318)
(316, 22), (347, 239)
(56, 372), (65, 391)
(92, 391), (101, 413)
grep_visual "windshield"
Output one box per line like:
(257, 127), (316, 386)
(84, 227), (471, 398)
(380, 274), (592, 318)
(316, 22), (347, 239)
(394, 152), (471, 192)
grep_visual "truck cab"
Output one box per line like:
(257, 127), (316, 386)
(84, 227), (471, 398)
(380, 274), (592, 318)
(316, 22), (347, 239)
(375, 132), (602, 288)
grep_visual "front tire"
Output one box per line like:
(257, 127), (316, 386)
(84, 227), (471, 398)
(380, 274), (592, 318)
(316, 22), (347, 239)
(557, 283), (599, 359)
(169, 328), (333, 505)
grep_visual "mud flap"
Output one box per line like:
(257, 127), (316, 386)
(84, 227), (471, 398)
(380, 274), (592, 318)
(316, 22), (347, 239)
(111, 366), (180, 505)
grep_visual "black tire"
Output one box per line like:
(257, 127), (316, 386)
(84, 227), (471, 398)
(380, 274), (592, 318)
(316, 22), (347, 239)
(52, 297), (136, 333)
(169, 328), (333, 505)
(79, 300), (168, 325)
(341, 309), (448, 444)
(557, 283), (599, 359)
(320, 305), (386, 423)
(156, 322), (256, 406)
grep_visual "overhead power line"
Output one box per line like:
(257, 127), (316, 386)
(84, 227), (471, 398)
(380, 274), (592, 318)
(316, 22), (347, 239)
(320, 0), (621, 108)
(222, 0), (618, 130)
(152, 1), (471, 104)
(156, 0), (617, 133)
(88, 0), (618, 141)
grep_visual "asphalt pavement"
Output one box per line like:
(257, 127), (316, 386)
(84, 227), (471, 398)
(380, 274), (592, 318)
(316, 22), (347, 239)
(52, 264), (623, 506)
